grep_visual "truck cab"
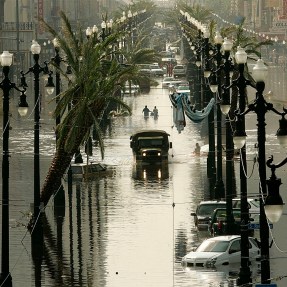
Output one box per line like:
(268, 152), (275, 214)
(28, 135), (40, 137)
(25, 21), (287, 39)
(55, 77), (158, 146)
(130, 130), (172, 164)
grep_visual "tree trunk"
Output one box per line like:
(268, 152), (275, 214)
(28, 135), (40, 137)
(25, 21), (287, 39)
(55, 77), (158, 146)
(40, 146), (75, 207)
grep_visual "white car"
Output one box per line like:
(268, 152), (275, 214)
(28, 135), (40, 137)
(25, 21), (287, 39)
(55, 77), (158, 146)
(232, 198), (260, 215)
(182, 235), (260, 269)
(173, 64), (186, 78)
(162, 77), (181, 88)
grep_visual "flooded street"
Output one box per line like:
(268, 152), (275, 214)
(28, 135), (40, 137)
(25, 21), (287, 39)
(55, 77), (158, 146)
(1, 71), (287, 286)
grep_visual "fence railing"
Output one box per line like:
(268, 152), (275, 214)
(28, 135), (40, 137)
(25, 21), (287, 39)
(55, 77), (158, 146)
(1, 22), (34, 31)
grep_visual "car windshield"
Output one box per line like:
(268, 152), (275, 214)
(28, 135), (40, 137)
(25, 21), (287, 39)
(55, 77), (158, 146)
(177, 86), (189, 90)
(196, 240), (229, 252)
(197, 204), (225, 216)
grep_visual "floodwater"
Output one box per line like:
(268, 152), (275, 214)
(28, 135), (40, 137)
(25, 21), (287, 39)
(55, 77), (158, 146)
(1, 66), (287, 287)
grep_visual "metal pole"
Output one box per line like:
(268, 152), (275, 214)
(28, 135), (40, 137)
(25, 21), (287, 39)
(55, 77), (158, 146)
(254, 82), (270, 284)
(0, 66), (13, 287)
(16, 0), (20, 73)
(33, 54), (41, 219)
(236, 63), (252, 286)
(53, 46), (65, 209)
(223, 50), (235, 234)
(214, 43), (225, 199)
(54, 47), (61, 130)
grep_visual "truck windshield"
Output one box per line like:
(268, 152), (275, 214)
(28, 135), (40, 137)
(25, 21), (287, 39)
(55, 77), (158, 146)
(138, 138), (163, 148)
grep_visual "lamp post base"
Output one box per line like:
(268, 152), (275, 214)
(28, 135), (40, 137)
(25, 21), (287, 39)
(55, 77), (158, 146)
(237, 266), (252, 287)
(0, 273), (12, 287)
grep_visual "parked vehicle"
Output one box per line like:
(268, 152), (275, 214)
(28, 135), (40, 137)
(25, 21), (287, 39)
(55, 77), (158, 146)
(130, 130), (172, 164)
(208, 208), (242, 237)
(191, 199), (260, 231)
(173, 65), (186, 78)
(138, 64), (151, 76)
(182, 235), (260, 269)
(232, 198), (260, 215)
(191, 201), (226, 230)
(150, 63), (164, 77)
(68, 162), (113, 180)
(162, 77), (182, 88)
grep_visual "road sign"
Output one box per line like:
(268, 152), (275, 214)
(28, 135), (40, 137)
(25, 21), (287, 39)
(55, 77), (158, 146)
(249, 223), (273, 230)
(255, 284), (277, 287)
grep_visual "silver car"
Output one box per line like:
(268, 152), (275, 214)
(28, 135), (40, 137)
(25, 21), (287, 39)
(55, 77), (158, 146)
(173, 65), (186, 78)
(182, 235), (260, 269)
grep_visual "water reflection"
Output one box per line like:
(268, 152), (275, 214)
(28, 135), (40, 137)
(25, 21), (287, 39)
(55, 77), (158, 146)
(5, 72), (287, 286)
(132, 164), (169, 180)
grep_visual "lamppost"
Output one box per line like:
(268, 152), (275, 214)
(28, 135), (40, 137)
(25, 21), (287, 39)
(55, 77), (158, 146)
(221, 37), (235, 234)
(52, 38), (62, 133)
(233, 46), (252, 286)
(201, 27), (216, 198)
(101, 20), (107, 41)
(0, 50), (18, 287)
(233, 58), (287, 284)
(19, 40), (54, 227)
(51, 37), (67, 209)
(210, 32), (225, 200)
(207, 34), (235, 208)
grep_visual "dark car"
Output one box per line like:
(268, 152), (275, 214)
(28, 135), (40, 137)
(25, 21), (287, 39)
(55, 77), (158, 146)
(208, 208), (256, 237)
(191, 201), (226, 230)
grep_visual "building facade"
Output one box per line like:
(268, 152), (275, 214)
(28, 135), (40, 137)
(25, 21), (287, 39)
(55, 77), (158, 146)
(0, 0), (124, 70)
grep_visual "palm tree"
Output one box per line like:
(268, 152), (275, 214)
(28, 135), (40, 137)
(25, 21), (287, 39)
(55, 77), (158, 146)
(218, 17), (272, 117)
(39, 12), (138, 209)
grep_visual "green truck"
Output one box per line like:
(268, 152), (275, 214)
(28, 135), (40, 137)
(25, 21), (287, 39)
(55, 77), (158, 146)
(130, 130), (172, 164)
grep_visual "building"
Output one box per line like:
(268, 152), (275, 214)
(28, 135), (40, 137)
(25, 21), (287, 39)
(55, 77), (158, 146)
(0, 0), (125, 71)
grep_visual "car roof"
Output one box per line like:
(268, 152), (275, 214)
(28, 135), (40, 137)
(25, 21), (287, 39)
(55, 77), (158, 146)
(206, 235), (240, 242)
(198, 200), (226, 205)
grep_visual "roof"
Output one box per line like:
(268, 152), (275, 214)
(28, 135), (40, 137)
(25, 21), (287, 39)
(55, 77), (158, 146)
(207, 235), (240, 241)
(131, 130), (170, 137)
(198, 200), (226, 205)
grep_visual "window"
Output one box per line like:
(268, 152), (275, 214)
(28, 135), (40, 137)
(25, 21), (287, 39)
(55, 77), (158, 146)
(229, 240), (241, 253)
(197, 240), (229, 252)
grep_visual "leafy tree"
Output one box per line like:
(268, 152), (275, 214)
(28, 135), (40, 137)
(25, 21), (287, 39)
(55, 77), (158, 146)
(39, 12), (137, 208)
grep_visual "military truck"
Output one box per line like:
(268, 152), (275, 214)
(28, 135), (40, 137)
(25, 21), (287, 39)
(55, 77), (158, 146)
(130, 130), (172, 164)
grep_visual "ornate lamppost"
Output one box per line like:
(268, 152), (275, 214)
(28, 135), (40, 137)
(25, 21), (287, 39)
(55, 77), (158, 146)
(210, 32), (226, 200)
(101, 20), (107, 41)
(233, 46), (252, 286)
(233, 58), (287, 284)
(0, 50), (18, 287)
(221, 37), (235, 234)
(201, 26), (216, 198)
(19, 40), (54, 227)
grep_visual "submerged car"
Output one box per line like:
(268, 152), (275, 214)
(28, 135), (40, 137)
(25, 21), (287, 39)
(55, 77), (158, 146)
(191, 201), (226, 230)
(191, 199), (260, 231)
(68, 162), (113, 180)
(162, 77), (182, 88)
(232, 198), (260, 215)
(182, 235), (260, 269)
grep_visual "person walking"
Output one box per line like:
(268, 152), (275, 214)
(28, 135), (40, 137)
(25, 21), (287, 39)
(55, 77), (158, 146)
(153, 106), (158, 118)
(142, 105), (150, 117)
